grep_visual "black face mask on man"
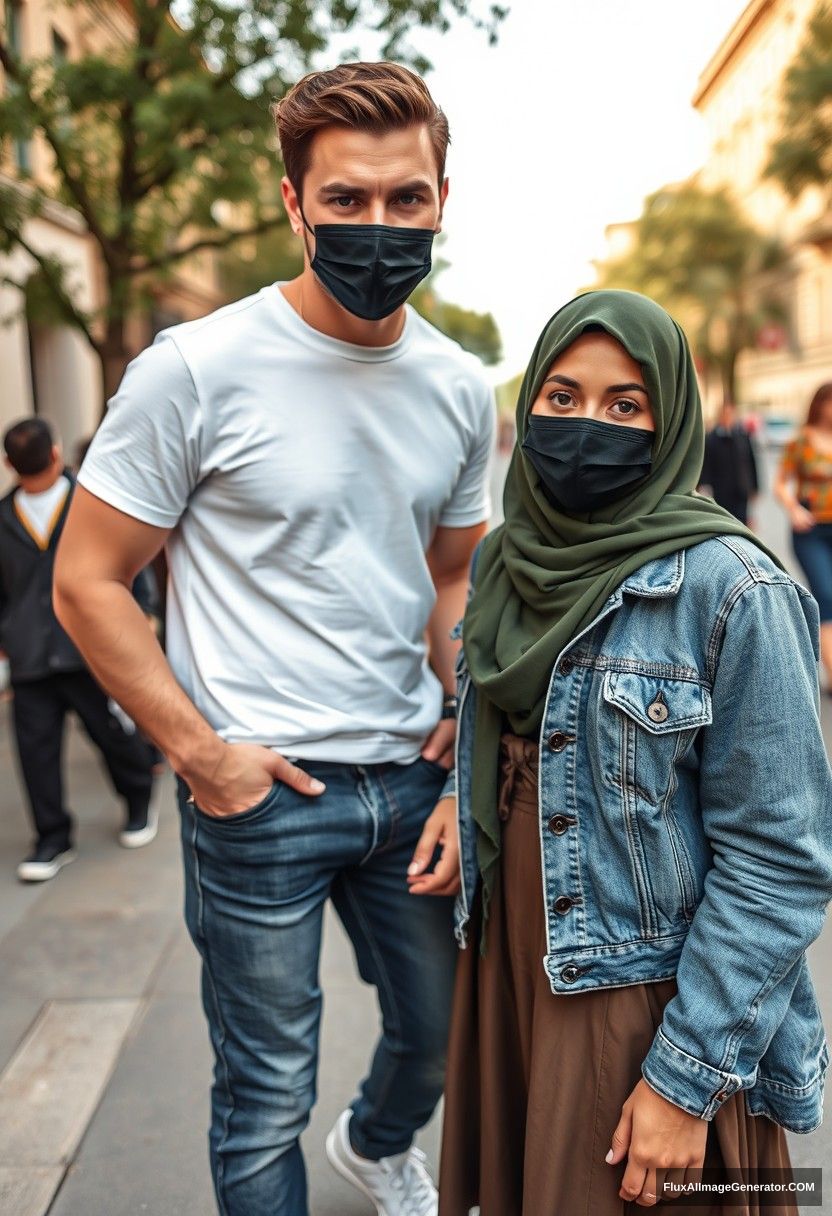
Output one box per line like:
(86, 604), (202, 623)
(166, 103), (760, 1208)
(521, 415), (654, 514)
(301, 211), (435, 321)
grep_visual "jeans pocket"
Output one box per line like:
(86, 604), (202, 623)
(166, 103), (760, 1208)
(192, 779), (283, 826)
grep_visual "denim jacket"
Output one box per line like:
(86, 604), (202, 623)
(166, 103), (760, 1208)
(441, 534), (832, 1133)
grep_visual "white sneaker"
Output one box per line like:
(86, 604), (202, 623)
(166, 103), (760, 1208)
(325, 1109), (438, 1216)
(118, 805), (159, 849)
(17, 845), (76, 882)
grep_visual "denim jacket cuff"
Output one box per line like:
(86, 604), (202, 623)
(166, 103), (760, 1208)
(439, 765), (457, 803)
(641, 1026), (744, 1121)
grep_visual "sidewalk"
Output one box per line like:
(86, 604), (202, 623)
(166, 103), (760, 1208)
(0, 717), (431, 1215)
(0, 456), (830, 1216)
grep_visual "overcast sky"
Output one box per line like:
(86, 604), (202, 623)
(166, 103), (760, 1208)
(392, 0), (751, 381)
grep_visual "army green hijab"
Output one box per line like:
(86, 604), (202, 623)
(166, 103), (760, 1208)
(463, 290), (783, 933)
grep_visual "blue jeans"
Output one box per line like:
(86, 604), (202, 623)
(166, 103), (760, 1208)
(792, 521), (832, 621)
(176, 755), (457, 1216)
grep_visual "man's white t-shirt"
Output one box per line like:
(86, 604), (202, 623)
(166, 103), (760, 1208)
(78, 283), (495, 763)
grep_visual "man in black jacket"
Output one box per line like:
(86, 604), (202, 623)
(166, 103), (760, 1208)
(1, 418), (156, 881)
(699, 400), (761, 525)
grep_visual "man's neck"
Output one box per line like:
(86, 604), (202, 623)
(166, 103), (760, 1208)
(280, 271), (406, 347)
(18, 465), (65, 495)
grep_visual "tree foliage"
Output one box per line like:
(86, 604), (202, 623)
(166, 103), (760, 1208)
(765, 3), (832, 198)
(594, 183), (787, 400)
(0, 0), (506, 401)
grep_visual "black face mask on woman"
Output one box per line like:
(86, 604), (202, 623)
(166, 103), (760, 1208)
(521, 415), (654, 514)
(301, 211), (435, 321)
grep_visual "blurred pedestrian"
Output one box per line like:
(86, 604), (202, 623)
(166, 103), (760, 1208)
(438, 293), (831, 1216)
(775, 383), (832, 691)
(54, 61), (494, 1216)
(699, 400), (760, 524)
(1, 418), (158, 882)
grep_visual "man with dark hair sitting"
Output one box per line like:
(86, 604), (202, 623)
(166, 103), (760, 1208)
(1, 417), (157, 881)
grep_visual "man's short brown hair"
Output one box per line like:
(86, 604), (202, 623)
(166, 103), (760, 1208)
(273, 61), (449, 198)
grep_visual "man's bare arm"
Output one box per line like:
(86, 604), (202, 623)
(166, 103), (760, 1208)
(54, 487), (324, 813)
(407, 520), (485, 896)
(426, 521), (486, 697)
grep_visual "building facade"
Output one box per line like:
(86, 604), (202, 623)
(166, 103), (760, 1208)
(0, 0), (227, 492)
(693, 0), (832, 420)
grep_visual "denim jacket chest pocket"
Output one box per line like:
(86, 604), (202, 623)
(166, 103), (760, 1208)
(597, 670), (713, 928)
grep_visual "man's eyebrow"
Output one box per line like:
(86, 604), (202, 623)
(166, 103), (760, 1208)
(391, 178), (434, 194)
(317, 179), (434, 197)
(317, 182), (368, 196)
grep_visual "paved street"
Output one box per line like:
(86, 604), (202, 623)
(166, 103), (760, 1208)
(1, 447), (830, 1215)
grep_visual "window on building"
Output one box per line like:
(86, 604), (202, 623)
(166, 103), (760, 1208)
(6, 0), (31, 174)
(51, 27), (68, 63)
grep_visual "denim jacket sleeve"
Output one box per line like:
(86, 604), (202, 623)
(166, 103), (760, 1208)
(641, 577), (832, 1120)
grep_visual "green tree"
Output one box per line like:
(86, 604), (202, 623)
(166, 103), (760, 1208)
(765, 3), (832, 199)
(0, 0), (505, 404)
(594, 183), (787, 401)
(411, 263), (501, 364)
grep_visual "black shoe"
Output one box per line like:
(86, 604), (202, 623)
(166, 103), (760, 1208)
(17, 841), (76, 882)
(119, 799), (158, 849)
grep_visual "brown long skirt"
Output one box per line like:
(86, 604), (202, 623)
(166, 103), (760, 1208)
(438, 733), (795, 1216)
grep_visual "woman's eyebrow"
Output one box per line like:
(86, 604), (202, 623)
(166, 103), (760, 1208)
(607, 382), (647, 394)
(543, 375), (580, 388)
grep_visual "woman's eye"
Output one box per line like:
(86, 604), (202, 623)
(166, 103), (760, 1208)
(611, 399), (640, 417)
(548, 391), (575, 408)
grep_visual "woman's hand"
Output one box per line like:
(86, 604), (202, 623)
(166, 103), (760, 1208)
(606, 1078), (708, 1206)
(407, 798), (460, 896)
(790, 503), (816, 533)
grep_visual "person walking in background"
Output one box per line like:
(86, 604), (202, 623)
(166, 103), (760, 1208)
(698, 399), (760, 525)
(775, 383), (832, 693)
(0, 419), (158, 882)
(435, 293), (832, 1215)
(53, 62), (494, 1216)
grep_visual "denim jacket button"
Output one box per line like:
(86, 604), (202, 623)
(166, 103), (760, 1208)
(553, 895), (574, 914)
(548, 814), (570, 835)
(547, 730), (573, 752)
(559, 658), (573, 676)
(714, 1090), (729, 1102)
(560, 964), (580, 983)
(647, 694), (669, 723)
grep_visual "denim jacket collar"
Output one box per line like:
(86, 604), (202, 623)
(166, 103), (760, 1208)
(617, 548), (686, 601)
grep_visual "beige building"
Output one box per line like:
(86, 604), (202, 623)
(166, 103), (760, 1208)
(0, 0), (226, 492)
(693, 0), (832, 419)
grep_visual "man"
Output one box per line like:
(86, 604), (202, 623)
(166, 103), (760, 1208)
(699, 400), (760, 525)
(55, 61), (494, 1216)
(1, 418), (157, 881)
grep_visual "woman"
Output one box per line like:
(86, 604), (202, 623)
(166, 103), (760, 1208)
(775, 383), (832, 692)
(432, 291), (832, 1215)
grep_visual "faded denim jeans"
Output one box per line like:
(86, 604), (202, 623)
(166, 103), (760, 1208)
(176, 754), (456, 1216)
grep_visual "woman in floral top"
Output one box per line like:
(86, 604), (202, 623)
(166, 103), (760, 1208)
(775, 382), (832, 691)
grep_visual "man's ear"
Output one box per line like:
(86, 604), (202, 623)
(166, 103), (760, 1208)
(281, 175), (303, 237)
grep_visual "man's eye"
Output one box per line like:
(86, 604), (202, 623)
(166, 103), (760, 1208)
(397, 193), (422, 206)
(332, 196), (355, 208)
